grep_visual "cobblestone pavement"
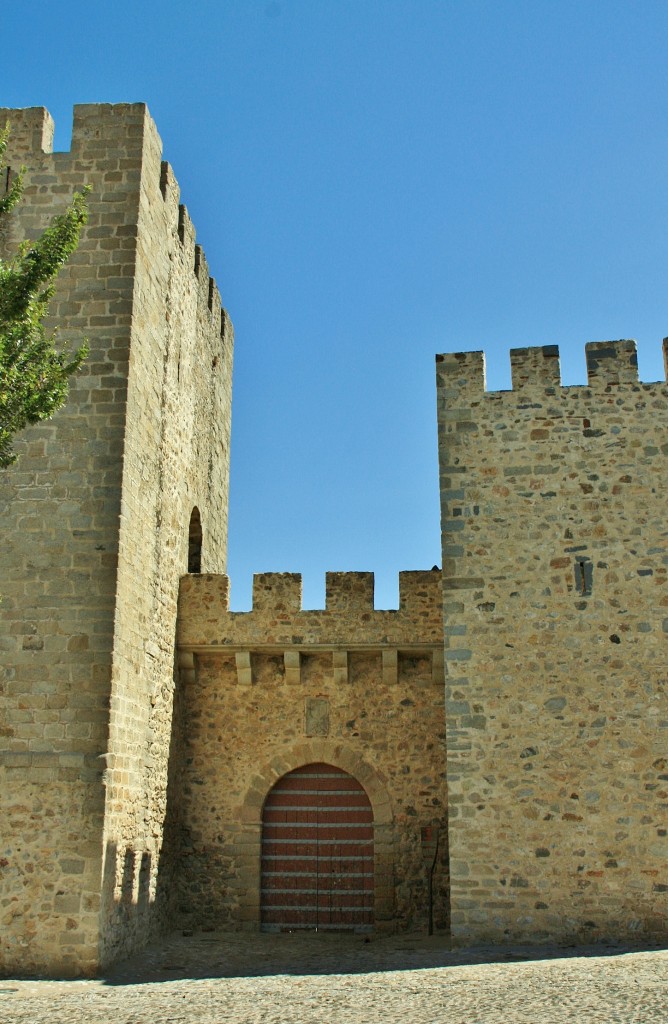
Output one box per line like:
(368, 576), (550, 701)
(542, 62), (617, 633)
(1, 931), (667, 1024)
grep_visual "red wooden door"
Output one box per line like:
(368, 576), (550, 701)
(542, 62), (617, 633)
(261, 763), (374, 932)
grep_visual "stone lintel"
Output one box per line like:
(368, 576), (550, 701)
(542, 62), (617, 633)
(179, 642), (441, 655)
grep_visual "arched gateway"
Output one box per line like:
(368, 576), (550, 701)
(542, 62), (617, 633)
(261, 763), (374, 932)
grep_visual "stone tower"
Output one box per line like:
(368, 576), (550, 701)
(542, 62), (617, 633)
(436, 342), (668, 945)
(0, 104), (233, 975)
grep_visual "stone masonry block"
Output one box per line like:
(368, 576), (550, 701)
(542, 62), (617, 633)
(399, 569), (442, 613)
(435, 351), (486, 400)
(585, 339), (638, 386)
(325, 572), (374, 612)
(510, 345), (561, 389)
(252, 573), (302, 613)
(0, 107), (55, 159)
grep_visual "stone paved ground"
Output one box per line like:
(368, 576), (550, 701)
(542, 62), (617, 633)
(0, 931), (667, 1023)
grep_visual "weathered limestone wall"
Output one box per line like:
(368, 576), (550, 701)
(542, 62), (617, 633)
(99, 105), (233, 969)
(0, 105), (233, 975)
(437, 340), (668, 945)
(0, 105), (138, 975)
(175, 571), (448, 933)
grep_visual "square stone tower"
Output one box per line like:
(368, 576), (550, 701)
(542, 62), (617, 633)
(0, 104), (233, 975)
(436, 342), (668, 946)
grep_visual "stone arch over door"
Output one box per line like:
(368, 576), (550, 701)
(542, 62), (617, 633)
(236, 741), (394, 931)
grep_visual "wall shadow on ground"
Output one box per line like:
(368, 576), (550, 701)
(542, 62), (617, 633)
(100, 932), (668, 985)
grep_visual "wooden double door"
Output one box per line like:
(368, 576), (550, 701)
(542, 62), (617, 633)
(260, 762), (374, 932)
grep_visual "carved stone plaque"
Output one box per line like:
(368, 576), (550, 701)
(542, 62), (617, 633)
(305, 697), (330, 737)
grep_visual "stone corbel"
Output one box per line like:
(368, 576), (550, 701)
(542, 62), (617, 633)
(332, 650), (348, 686)
(235, 650), (252, 686)
(382, 649), (398, 686)
(284, 649), (301, 685)
(177, 650), (197, 686)
(432, 647), (444, 686)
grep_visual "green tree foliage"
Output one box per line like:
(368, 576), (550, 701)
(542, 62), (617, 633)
(0, 125), (90, 468)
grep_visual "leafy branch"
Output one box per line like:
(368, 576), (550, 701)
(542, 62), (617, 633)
(0, 124), (89, 467)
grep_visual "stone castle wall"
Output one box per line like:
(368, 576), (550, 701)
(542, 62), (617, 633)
(437, 340), (668, 945)
(175, 570), (448, 933)
(2, 100), (667, 976)
(0, 105), (233, 975)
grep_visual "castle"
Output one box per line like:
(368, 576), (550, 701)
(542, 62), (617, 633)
(0, 104), (666, 977)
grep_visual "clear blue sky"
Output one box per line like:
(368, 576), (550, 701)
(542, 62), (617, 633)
(4, 1), (668, 608)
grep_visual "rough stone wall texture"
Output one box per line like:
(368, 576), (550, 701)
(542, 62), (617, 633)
(437, 340), (668, 946)
(175, 571), (448, 934)
(0, 105), (233, 976)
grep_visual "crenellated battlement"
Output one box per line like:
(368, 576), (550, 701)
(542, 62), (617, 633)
(0, 105), (55, 157)
(0, 105), (225, 330)
(0, 103), (163, 156)
(183, 569), (441, 614)
(0, 103), (149, 165)
(436, 332), (668, 947)
(177, 570), (443, 650)
(436, 339), (665, 398)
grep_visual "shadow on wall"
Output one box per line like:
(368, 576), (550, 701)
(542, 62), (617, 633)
(100, 641), (189, 965)
(154, 638), (191, 926)
(101, 842), (154, 965)
(188, 507), (202, 573)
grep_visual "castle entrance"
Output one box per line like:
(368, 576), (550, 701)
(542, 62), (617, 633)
(260, 763), (374, 932)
